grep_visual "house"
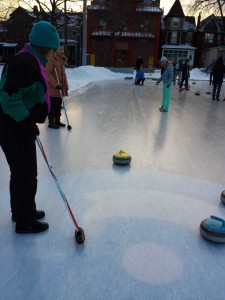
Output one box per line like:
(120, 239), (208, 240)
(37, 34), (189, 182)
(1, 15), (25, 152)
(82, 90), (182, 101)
(0, 6), (82, 65)
(160, 0), (196, 66)
(87, 0), (163, 68)
(194, 14), (225, 67)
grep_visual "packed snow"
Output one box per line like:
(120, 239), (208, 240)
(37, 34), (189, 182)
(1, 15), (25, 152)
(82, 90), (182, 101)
(65, 66), (209, 93)
(0, 64), (209, 94)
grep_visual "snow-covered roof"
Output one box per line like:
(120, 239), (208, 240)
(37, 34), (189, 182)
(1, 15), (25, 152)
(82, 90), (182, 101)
(161, 44), (197, 50)
(92, 31), (155, 38)
(88, 4), (162, 13)
(136, 6), (162, 13)
(0, 43), (18, 47)
(88, 5), (107, 10)
(183, 20), (196, 31)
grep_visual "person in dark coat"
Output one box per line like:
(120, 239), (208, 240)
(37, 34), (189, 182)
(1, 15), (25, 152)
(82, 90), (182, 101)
(0, 21), (60, 234)
(206, 59), (215, 85)
(179, 59), (190, 91)
(135, 56), (143, 71)
(212, 56), (225, 101)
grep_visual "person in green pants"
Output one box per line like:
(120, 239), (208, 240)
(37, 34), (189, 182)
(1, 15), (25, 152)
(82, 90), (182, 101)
(156, 56), (174, 112)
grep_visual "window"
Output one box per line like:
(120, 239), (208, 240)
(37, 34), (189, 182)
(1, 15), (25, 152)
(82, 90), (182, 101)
(99, 18), (107, 30)
(162, 49), (188, 62)
(72, 30), (77, 37)
(58, 30), (63, 39)
(171, 32), (177, 44)
(186, 32), (192, 44)
(138, 20), (150, 32)
(172, 17), (180, 28)
(217, 34), (222, 45)
(119, 21), (128, 31)
(204, 33), (214, 44)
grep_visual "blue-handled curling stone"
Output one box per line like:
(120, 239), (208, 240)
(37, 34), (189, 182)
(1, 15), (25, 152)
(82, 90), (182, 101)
(113, 150), (131, 165)
(200, 215), (225, 243)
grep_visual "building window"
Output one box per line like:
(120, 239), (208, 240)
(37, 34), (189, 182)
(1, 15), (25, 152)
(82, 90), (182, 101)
(186, 32), (192, 44)
(58, 30), (63, 39)
(72, 30), (77, 37)
(119, 21), (128, 31)
(217, 34), (222, 45)
(172, 17), (180, 28)
(204, 33), (214, 44)
(99, 18), (107, 30)
(171, 32), (177, 44)
(163, 49), (188, 62)
(138, 20), (150, 32)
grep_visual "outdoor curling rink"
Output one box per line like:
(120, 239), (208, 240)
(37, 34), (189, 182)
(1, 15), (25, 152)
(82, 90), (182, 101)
(0, 78), (225, 300)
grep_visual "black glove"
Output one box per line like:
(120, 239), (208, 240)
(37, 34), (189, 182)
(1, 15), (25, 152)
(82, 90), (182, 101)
(166, 84), (170, 88)
(19, 117), (39, 139)
(56, 85), (61, 90)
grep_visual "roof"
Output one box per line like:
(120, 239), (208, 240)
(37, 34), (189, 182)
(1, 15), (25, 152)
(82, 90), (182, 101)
(0, 42), (18, 47)
(183, 17), (196, 31)
(161, 15), (196, 31)
(92, 31), (155, 38)
(198, 14), (225, 32)
(161, 44), (197, 50)
(166, 0), (185, 17)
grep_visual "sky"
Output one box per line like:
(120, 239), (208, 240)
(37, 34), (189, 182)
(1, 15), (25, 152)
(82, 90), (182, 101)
(160, 0), (174, 15)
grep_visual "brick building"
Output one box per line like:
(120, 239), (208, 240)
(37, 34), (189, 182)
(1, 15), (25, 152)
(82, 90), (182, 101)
(87, 0), (163, 68)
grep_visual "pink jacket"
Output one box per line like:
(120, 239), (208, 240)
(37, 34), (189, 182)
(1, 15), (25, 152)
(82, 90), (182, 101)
(45, 52), (69, 97)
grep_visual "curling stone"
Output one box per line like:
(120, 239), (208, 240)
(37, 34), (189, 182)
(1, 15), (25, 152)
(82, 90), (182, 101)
(113, 150), (131, 165)
(75, 227), (85, 244)
(220, 190), (225, 204)
(192, 82), (196, 84)
(200, 215), (225, 243)
(195, 91), (200, 96)
(206, 90), (211, 94)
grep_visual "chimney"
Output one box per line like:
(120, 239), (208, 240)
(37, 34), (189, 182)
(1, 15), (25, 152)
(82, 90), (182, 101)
(197, 13), (201, 29)
(33, 5), (38, 15)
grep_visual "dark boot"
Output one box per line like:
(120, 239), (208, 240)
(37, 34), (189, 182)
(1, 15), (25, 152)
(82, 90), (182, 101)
(55, 120), (66, 127)
(48, 117), (59, 129)
(16, 221), (49, 234)
(212, 95), (215, 100)
(216, 95), (220, 101)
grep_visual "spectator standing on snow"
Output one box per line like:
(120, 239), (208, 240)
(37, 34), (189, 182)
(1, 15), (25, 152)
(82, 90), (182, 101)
(46, 44), (69, 129)
(206, 59), (215, 85)
(156, 56), (173, 112)
(135, 56), (143, 71)
(0, 21), (60, 234)
(212, 56), (225, 101)
(179, 59), (190, 91)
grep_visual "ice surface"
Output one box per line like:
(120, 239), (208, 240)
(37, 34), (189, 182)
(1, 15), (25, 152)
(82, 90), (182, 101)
(0, 73), (224, 300)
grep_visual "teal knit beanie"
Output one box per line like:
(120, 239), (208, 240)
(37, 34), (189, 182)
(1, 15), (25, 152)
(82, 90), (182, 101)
(29, 21), (60, 49)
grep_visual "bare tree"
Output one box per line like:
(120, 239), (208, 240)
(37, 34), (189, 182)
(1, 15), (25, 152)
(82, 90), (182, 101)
(16, 0), (83, 26)
(188, 0), (225, 26)
(0, 0), (20, 21)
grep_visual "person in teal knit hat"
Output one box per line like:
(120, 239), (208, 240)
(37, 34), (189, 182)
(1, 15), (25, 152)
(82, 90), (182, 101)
(0, 21), (59, 234)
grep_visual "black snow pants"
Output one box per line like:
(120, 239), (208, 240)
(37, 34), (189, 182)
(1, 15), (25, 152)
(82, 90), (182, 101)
(0, 115), (37, 226)
(48, 96), (62, 123)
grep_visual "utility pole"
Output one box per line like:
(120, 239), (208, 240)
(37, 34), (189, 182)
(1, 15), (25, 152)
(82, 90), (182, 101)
(82, 0), (87, 65)
(64, 0), (68, 56)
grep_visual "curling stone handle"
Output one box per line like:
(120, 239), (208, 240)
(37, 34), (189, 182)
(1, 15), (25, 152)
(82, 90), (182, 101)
(210, 215), (225, 224)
